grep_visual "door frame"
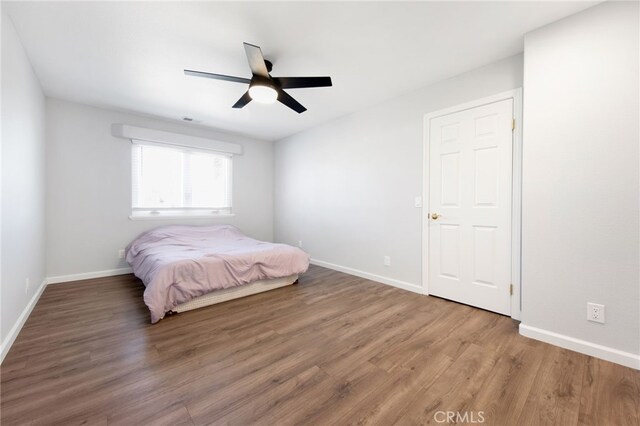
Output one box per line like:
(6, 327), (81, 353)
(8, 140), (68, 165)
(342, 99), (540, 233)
(422, 88), (523, 320)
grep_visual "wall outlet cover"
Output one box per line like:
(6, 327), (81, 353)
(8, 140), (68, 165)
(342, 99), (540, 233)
(384, 256), (391, 266)
(118, 249), (125, 259)
(587, 302), (605, 324)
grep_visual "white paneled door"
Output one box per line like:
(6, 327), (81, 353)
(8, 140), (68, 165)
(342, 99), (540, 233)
(428, 98), (513, 315)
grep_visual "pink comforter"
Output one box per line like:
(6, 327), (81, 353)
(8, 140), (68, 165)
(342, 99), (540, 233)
(126, 225), (310, 323)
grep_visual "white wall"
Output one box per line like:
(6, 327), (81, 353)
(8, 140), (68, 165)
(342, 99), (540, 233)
(274, 55), (523, 289)
(521, 1), (639, 359)
(46, 99), (274, 279)
(1, 13), (47, 347)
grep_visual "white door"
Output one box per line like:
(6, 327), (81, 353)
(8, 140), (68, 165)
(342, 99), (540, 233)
(428, 98), (513, 315)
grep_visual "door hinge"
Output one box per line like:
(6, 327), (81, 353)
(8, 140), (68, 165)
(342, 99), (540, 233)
(512, 118), (516, 131)
(509, 283), (514, 295)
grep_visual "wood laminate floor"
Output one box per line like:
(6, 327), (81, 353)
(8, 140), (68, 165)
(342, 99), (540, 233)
(1, 265), (639, 425)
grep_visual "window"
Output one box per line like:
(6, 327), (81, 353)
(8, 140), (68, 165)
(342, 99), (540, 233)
(131, 141), (232, 219)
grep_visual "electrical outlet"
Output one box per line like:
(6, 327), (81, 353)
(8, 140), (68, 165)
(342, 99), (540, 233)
(25, 278), (30, 295)
(118, 249), (125, 259)
(414, 196), (422, 208)
(587, 303), (605, 324)
(384, 256), (391, 267)
(298, 240), (303, 248)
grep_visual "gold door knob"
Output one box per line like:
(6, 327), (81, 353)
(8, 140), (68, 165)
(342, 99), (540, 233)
(431, 213), (440, 220)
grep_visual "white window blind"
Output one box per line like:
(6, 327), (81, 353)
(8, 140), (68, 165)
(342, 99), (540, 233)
(131, 140), (232, 218)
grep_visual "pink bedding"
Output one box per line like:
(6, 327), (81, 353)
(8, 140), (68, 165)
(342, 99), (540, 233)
(126, 225), (310, 323)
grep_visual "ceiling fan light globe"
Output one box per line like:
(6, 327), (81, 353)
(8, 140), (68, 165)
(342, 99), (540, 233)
(248, 85), (278, 104)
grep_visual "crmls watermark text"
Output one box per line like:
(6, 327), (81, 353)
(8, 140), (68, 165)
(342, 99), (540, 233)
(433, 411), (486, 424)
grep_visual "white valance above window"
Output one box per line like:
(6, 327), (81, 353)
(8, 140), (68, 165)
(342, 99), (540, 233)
(111, 123), (243, 155)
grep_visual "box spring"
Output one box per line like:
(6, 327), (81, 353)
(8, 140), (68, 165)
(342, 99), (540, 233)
(172, 274), (299, 313)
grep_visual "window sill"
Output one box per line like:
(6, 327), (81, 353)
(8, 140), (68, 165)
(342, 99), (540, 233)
(129, 213), (236, 221)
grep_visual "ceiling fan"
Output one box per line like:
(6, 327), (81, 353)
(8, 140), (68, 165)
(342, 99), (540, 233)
(184, 42), (332, 114)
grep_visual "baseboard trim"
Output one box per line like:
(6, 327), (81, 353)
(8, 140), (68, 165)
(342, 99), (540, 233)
(47, 267), (133, 284)
(1, 279), (47, 364)
(310, 259), (423, 295)
(519, 324), (640, 370)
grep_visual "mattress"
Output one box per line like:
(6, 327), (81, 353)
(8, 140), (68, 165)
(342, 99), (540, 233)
(126, 224), (310, 322)
(172, 274), (298, 313)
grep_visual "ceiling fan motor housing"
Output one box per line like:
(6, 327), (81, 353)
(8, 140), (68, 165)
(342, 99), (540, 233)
(251, 75), (276, 89)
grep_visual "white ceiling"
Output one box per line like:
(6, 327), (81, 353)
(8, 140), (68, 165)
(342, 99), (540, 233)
(5, 1), (597, 141)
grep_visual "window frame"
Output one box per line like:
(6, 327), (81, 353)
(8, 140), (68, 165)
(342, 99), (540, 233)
(129, 140), (234, 220)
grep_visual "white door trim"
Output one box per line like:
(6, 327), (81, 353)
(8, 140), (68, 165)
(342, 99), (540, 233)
(422, 88), (523, 319)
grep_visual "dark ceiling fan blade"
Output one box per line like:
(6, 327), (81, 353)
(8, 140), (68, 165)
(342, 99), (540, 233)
(232, 91), (252, 109)
(277, 89), (307, 114)
(273, 76), (333, 89)
(243, 42), (270, 78)
(184, 69), (251, 84)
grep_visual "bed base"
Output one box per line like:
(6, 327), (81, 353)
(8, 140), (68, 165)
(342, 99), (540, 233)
(169, 274), (299, 315)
